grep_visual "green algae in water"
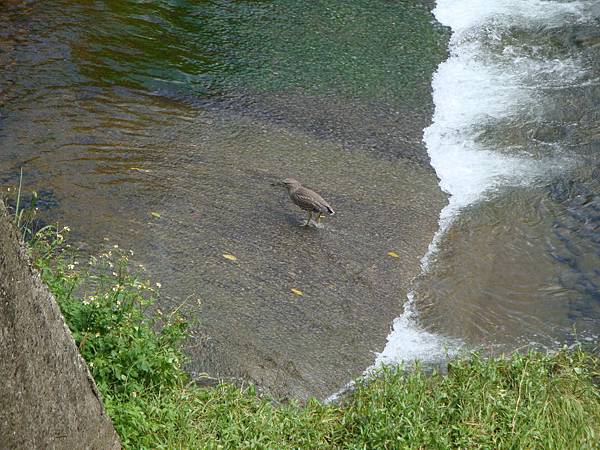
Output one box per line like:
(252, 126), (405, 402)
(233, 1), (448, 103)
(68, 1), (447, 104)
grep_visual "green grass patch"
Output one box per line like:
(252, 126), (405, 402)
(30, 228), (600, 449)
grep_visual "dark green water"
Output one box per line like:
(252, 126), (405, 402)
(1, 0), (445, 104)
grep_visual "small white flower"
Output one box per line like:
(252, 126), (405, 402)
(67, 264), (75, 270)
(156, 282), (162, 288)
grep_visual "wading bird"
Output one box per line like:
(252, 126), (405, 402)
(273, 178), (335, 226)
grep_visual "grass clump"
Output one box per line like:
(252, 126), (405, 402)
(342, 353), (600, 449)
(30, 229), (188, 446)
(29, 227), (600, 449)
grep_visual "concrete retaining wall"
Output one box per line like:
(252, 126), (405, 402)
(0, 201), (120, 449)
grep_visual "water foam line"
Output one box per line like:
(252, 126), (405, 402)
(327, 0), (591, 402)
(370, 0), (587, 369)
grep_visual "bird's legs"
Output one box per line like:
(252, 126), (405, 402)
(316, 212), (322, 224)
(305, 211), (313, 227)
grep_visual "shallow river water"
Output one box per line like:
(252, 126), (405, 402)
(1, 0), (599, 399)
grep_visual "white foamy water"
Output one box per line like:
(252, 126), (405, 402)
(368, 0), (590, 370)
(434, 0), (586, 31)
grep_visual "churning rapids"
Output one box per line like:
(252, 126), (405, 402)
(375, 0), (600, 370)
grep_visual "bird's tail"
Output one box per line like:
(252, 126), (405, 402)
(327, 206), (335, 215)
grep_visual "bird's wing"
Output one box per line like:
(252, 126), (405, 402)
(295, 187), (334, 213)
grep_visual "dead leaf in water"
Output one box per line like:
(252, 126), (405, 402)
(387, 251), (400, 258)
(290, 288), (303, 296)
(150, 212), (161, 218)
(223, 253), (237, 261)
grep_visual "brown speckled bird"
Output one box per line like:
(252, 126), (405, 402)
(273, 178), (335, 226)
